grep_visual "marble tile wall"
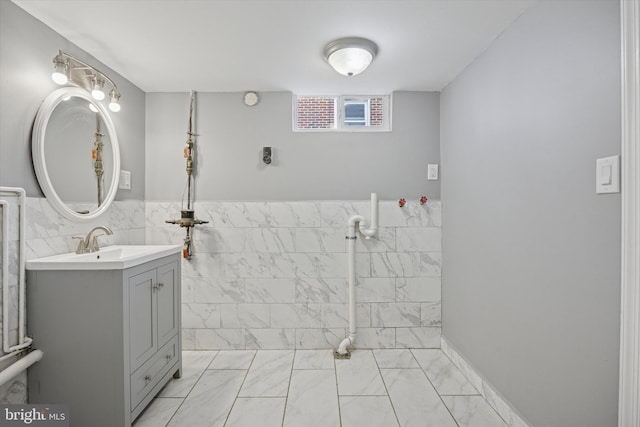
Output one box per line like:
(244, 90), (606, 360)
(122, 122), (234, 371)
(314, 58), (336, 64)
(0, 195), (144, 403)
(24, 198), (145, 259)
(146, 199), (442, 351)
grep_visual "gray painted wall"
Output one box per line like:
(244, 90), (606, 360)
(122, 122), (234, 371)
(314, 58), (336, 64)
(440, 2), (620, 427)
(0, 0), (145, 201)
(145, 91), (440, 201)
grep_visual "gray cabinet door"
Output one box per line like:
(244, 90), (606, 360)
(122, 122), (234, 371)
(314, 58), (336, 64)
(157, 261), (179, 348)
(129, 269), (157, 371)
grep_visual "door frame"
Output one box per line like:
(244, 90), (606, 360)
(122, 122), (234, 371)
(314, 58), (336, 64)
(619, 0), (640, 426)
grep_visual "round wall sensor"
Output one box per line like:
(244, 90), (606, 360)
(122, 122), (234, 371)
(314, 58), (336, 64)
(243, 91), (259, 106)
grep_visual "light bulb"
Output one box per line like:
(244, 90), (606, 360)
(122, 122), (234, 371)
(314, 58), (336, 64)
(51, 53), (68, 85)
(52, 71), (68, 85)
(91, 76), (105, 100)
(91, 88), (105, 100)
(108, 89), (121, 112)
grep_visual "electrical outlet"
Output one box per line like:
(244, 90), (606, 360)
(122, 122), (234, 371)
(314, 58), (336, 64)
(119, 170), (131, 190)
(427, 164), (439, 181)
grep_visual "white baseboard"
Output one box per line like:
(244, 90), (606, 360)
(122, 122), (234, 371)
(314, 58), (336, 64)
(440, 337), (532, 427)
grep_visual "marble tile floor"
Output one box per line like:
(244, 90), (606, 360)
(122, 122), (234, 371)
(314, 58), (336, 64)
(133, 348), (508, 427)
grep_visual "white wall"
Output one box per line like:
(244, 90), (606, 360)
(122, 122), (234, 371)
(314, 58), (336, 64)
(440, 2), (621, 426)
(145, 91), (440, 201)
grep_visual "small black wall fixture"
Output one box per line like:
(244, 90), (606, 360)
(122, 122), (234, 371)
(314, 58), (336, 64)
(263, 146), (272, 165)
(165, 90), (209, 259)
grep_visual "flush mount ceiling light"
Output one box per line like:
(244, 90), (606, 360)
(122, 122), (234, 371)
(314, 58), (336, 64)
(323, 37), (378, 77)
(51, 50), (121, 112)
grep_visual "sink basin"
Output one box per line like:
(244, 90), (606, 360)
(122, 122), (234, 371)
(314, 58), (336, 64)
(26, 245), (182, 270)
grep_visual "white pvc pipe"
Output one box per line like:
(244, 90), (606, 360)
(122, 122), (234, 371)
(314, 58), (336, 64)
(1, 199), (9, 353)
(337, 193), (378, 355)
(358, 192), (378, 239)
(0, 188), (40, 385)
(0, 187), (32, 353)
(0, 350), (43, 388)
(17, 188), (27, 351)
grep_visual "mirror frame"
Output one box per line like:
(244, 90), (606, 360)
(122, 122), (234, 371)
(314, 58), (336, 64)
(32, 87), (121, 222)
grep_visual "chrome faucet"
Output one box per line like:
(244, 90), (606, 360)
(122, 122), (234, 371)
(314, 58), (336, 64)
(74, 226), (113, 254)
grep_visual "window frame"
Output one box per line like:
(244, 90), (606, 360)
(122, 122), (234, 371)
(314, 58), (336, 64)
(293, 94), (392, 132)
(343, 98), (371, 127)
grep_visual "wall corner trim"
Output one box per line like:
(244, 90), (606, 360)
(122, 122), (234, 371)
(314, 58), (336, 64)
(440, 337), (531, 427)
(619, 1), (640, 426)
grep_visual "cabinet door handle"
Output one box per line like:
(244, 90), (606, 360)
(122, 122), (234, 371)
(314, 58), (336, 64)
(158, 282), (164, 288)
(165, 354), (172, 361)
(144, 375), (152, 382)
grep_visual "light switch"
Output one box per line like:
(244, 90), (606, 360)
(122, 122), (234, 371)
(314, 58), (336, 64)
(427, 164), (439, 181)
(596, 156), (620, 194)
(600, 165), (612, 185)
(119, 170), (131, 190)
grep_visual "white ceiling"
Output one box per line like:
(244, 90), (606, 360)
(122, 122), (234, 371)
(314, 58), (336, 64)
(12, 0), (534, 94)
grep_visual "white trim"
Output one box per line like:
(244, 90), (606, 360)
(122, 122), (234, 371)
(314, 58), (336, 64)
(441, 337), (531, 427)
(619, 0), (640, 426)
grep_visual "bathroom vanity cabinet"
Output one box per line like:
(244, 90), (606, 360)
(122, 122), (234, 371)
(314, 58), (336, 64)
(27, 252), (182, 427)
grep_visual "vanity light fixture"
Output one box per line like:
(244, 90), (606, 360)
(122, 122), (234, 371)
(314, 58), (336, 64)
(323, 37), (378, 76)
(51, 50), (122, 112)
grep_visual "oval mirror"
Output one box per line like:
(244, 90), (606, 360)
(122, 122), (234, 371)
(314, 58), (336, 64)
(32, 87), (120, 222)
